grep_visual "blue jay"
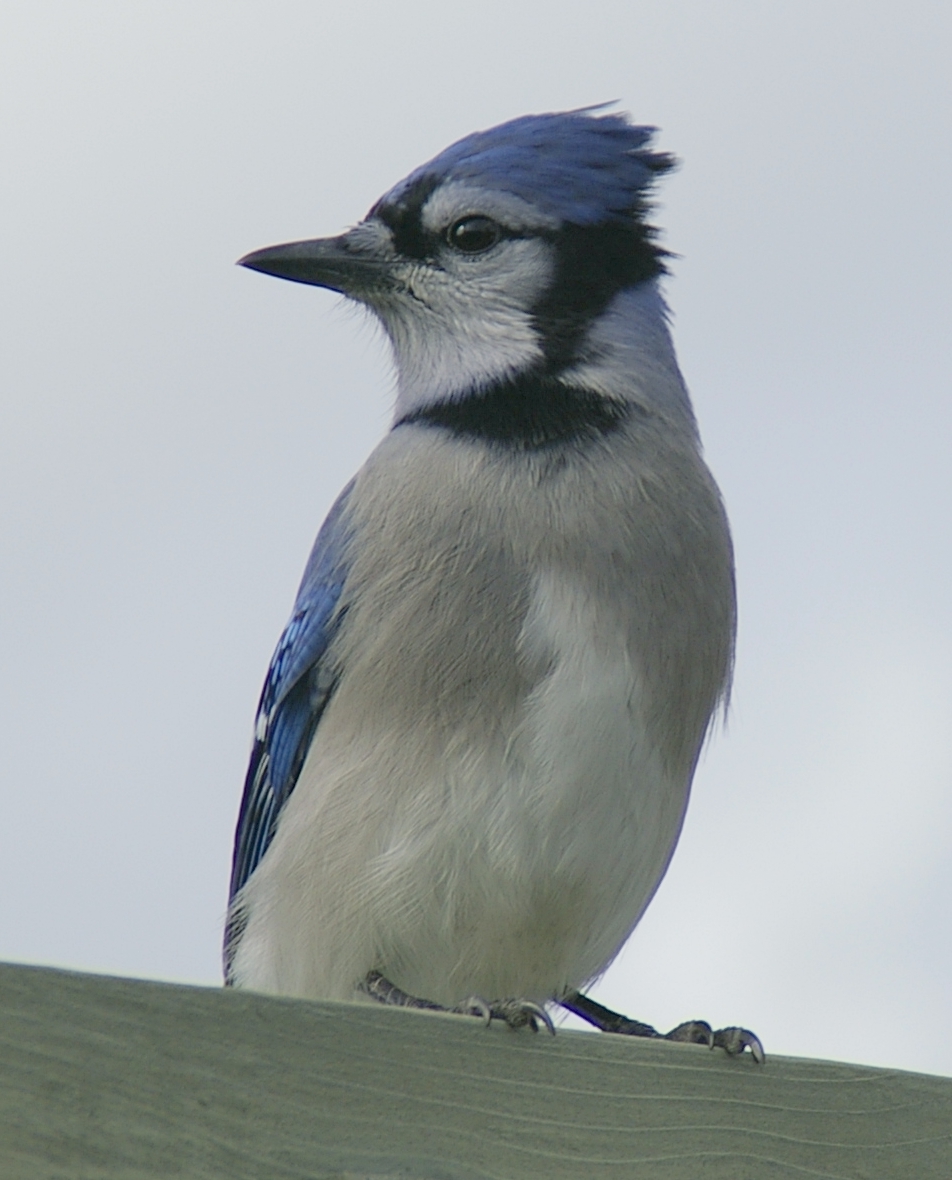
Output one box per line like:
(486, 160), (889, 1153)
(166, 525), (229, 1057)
(228, 109), (762, 1060)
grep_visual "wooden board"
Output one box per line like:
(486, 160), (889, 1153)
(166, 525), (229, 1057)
(1, 962), (949, 1179)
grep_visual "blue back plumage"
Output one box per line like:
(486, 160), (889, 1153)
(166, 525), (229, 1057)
(227, 483), (354, 929)
(377, 108), (675, 227)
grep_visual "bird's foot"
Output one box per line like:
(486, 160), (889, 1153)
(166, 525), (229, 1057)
(485, 998), (555, 1034)
(361, 972), (555, 1034)
(560, 990), (764, 1063)
(711, 1024), (765, 1062)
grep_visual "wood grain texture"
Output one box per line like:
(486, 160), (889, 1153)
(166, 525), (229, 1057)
(1, 962), (949, 1179)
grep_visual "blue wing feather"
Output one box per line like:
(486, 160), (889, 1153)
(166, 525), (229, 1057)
(227, 482), (354, 933)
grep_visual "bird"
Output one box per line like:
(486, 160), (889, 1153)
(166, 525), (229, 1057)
(226, 107), (762, 1061)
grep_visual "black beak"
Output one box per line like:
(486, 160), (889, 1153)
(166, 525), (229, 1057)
(238, 230), (390, 296)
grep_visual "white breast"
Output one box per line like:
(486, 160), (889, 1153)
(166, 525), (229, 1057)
(496, 567), (691, 992)
(229, 558), (691, 1008)
(229, 411), (731, 1007)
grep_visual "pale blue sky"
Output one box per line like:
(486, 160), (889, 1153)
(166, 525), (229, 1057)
(1, 1), (950, 1074)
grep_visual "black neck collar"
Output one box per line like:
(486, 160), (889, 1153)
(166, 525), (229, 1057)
(395, 373), (631, 450)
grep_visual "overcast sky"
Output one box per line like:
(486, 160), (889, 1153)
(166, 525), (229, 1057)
(1, 1), (950, 1076)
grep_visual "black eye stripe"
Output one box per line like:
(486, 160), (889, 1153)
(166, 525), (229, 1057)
(372, 174), (441, 260)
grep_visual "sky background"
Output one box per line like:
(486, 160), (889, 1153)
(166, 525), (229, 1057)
(1, 1), (950, 1076)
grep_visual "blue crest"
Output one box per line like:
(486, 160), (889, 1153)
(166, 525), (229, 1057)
(379, 108), (675, 227)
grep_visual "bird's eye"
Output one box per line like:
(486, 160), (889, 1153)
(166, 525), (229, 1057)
(445, 216), (502, 254)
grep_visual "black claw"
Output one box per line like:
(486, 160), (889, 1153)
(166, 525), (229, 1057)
(491, 999), (556, 1034)
(713, 1025), (766, 1064)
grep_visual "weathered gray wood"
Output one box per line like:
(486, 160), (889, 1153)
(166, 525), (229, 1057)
(1, 961), (949, 1179)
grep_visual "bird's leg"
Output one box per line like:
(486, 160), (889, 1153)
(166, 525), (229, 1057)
(361, 970), (555, 1033)
(361, 969), (444, 1011)
(560, 990), (666, 1037)
(560, 990), (764, 1063)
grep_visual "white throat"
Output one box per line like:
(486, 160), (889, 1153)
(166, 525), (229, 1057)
(375, 238), (554, 420)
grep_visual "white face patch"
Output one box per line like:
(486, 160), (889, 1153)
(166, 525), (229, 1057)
(368, 229), (556, 417)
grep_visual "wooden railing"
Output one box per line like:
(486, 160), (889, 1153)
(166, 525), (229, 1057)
(2, 961), (949, 1178)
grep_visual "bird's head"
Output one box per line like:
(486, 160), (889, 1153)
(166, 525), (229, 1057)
(240, 109), (676, 418)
